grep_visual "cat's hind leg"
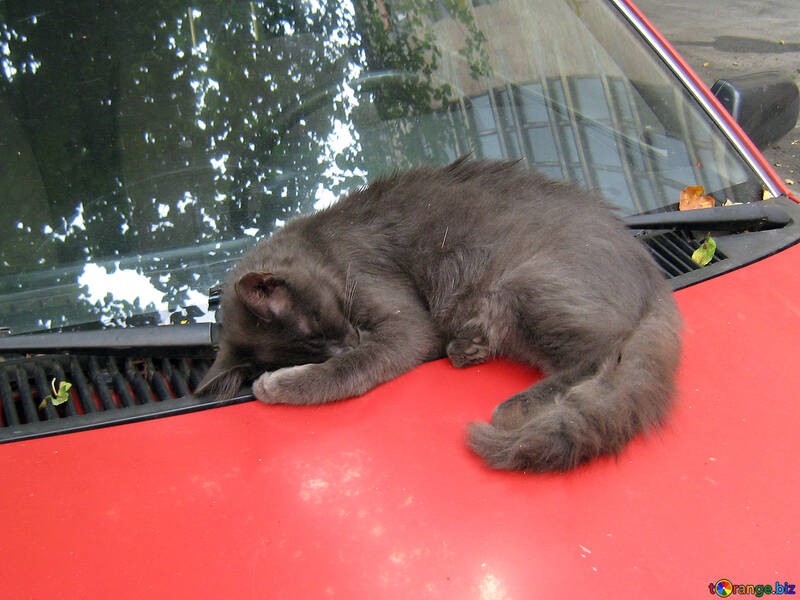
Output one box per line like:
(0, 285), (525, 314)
(446, 329), (492, 368)
(444, 297), (505, 368)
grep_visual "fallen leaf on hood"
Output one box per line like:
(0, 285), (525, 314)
(692, 235), (717, 267)
(680, 186), (715, 211)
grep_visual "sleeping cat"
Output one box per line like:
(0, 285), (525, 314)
(198, 158), (682, 472)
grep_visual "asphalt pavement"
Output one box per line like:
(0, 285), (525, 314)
(635, 0), (800, 193)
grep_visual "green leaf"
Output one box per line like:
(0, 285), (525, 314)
(52, 381), (72, 406)
(692, 235), (717, 266)
(39, 378), (72, 410)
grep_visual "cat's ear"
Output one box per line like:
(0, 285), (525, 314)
(235, 272), (291, 322)
(195, 345), (248, 400)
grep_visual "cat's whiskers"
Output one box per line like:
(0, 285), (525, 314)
(346, 279), (357, 322)
(344, 263), (357, 322)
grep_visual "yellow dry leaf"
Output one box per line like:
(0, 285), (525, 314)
(680, 186), (715, 211)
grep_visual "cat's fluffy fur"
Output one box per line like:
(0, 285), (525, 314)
(198, 158), (681, 472)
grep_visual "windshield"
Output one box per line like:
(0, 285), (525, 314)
(0, 0), (762, 334)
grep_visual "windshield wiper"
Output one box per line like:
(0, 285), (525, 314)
(623, 201), (792, 232)
(0, 323), (218, 355)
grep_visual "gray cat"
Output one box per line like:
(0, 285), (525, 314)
(198, 158), (682, 472)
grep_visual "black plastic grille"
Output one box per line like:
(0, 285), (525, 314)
(0, 354), (250, 443)
(640, 230), (726, 279)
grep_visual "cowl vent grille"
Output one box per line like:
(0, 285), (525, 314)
(0, 354), (249, 443)
(640, 230), (726, 279)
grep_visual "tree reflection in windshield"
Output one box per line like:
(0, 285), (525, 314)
(0, 0), (488, 333)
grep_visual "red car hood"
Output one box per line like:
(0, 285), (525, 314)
(2, 243), (799, 598)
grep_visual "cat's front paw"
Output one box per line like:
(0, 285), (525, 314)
(447, 335), (492, 368)
(252, 364), (315, 404)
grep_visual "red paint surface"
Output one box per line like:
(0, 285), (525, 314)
(2, 243), (799, 599)
(624, 0), (796, 202)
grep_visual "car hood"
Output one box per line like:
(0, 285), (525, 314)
(1, 242), (799, 598)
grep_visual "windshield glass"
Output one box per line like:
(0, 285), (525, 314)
(0, 0), (762, 334)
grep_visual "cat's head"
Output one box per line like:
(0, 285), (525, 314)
(196, 270), (360, 399)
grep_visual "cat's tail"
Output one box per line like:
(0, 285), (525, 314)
(467, 295), (681, 472)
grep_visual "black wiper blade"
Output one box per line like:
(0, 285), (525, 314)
(623, 201), (792, 232)
(0, 323), (218, 354)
